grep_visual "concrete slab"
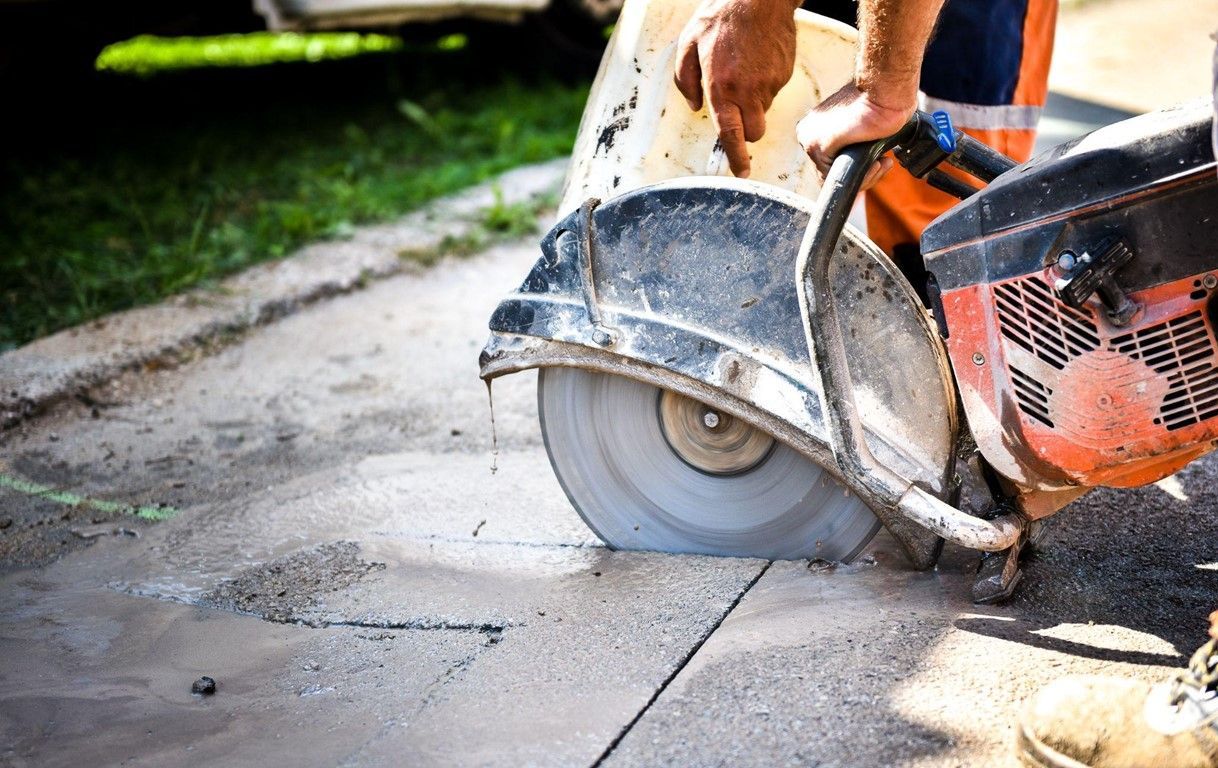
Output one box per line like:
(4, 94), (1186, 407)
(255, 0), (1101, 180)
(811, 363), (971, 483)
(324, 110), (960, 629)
(337, 544), (766, 767)
(601, 454), (1218, 768)
(603, 542), (1206, 767)
(0, 586), (494, 768)
(0, 240), (550, 570)
(1, 511), (764, 766)
(104, 450), (596, 603)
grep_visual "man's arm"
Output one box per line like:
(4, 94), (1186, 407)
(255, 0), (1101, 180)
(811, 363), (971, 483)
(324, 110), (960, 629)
(673, 0), (802, 178)
(798, 0), (946, 187)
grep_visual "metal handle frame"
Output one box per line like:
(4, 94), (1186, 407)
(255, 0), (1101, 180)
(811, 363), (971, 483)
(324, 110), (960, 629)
(796, 119), (1023, 552)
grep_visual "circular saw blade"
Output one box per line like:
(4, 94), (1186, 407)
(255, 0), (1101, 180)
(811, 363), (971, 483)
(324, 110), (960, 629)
(538, 367), (879, 561)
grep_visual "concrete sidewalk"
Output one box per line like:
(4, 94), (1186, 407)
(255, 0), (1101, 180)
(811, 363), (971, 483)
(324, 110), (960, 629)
(2, 209), (1215, 767)
(3, 2), (1217, 760)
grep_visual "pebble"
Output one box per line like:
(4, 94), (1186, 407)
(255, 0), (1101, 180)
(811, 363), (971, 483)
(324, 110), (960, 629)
(191, 676), (217, 695)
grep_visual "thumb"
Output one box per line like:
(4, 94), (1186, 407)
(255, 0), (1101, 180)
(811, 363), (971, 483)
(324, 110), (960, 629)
(673, 39), (704, 112)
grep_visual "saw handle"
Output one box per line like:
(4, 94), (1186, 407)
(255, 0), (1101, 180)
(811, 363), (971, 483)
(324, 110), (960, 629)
(797, 119), (1023, 553)
(797, 126), (915, 506)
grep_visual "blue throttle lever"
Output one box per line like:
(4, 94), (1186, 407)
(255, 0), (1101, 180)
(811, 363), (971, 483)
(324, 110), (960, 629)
(931, 110), (957, 153)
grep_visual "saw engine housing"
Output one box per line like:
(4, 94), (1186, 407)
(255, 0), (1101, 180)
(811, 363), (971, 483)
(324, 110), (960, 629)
(923, 102), (1218, 510)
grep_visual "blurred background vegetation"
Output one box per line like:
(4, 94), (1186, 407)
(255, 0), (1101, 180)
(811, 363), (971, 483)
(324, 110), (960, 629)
(95, 31), (408, 75)
(0, 25), (595, 350)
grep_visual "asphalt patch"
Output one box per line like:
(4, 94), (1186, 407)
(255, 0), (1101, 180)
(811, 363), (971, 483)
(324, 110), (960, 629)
(1011, 458), (1218, 654)
(204, 540), (385, 624)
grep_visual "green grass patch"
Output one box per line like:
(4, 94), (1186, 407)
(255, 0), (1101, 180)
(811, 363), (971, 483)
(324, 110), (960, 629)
(406, 188), (557, 266)
(0, 472), (178, 521)
(1, 41), (589, 349)
(96, 32), (406, 75)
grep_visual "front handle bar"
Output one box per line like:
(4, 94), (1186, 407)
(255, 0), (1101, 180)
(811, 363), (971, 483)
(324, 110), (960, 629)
(795, 114), (1023, 552)
(795, 123), (915, 506)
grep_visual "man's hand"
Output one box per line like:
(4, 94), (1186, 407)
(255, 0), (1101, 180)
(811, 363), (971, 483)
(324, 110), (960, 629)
(674, 0), (800, 178)
(1209, 609), (1218, 641)
(795, 0), (943, 189)
(795, 82), (911, 189)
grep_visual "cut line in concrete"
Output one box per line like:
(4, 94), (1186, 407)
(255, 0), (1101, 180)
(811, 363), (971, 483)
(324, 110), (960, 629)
(592, 560), (774, 767)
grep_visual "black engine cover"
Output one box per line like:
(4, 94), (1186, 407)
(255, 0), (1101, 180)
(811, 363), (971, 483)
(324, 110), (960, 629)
(922, 100), (1218, 294)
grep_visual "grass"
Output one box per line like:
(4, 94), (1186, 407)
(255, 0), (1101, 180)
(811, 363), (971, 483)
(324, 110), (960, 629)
(0, 32), (591, 350)
(407, 189), (558, 267)
(0, 472), (178, 522)
(96, 32), (407, 75)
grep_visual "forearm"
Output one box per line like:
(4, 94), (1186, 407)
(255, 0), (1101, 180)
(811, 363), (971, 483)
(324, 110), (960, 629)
(855, 0), (946, 112)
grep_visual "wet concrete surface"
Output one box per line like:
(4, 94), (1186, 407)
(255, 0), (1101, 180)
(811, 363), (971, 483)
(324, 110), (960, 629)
(3, 102), (1218, 764)
(0, 243), (774, 766)
(0, 585), (496, 767)
(0, 245), (565, 571)
(2, 233), (1214, 767)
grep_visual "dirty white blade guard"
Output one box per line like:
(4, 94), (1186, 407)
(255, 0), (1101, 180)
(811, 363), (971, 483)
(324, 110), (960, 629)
(540, 368), (879, 561)
(479, 179), (959, 568)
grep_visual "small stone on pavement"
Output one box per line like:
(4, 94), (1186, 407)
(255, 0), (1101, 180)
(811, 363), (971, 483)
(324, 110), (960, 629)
(191, 676), (217, 695)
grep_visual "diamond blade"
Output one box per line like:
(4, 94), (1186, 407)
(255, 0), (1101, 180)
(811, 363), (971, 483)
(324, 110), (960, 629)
(538, 367), (879, 561)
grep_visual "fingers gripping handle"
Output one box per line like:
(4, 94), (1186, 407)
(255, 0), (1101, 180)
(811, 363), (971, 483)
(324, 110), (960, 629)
(801, 124), (915, 244)
(826, 120), (918, 197)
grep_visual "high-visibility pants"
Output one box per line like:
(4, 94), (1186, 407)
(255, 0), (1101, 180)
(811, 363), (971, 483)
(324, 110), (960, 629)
(866, 0), (1058, 273)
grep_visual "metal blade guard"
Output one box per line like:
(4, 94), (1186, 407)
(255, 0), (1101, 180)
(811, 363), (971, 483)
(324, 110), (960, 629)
(479, 176), (974, 567)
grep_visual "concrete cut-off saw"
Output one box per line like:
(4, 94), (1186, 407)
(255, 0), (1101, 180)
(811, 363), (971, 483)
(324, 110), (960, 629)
(479, 0), (1218, 602)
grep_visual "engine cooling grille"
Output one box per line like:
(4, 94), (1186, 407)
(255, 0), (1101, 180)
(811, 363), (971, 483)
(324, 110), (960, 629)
(993, 271), (1218, 436)
(1011, 365), (1054, 427)
(1112, 311), (1218, 430)
(994, 276), (1100, 370)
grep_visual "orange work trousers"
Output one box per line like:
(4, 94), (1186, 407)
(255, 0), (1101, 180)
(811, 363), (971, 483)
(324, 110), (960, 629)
(866, 0), (1059, 260)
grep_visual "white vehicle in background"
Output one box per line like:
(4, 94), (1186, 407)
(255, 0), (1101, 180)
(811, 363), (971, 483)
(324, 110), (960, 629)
(253, 0), (620, 29)
(253, 0), (623, 58)
(0, 0), (622, 80)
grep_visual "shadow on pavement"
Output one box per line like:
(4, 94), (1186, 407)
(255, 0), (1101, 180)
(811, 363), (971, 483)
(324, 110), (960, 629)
(954, 616), (1184, 667)
(1010, 462), (1218, 657)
